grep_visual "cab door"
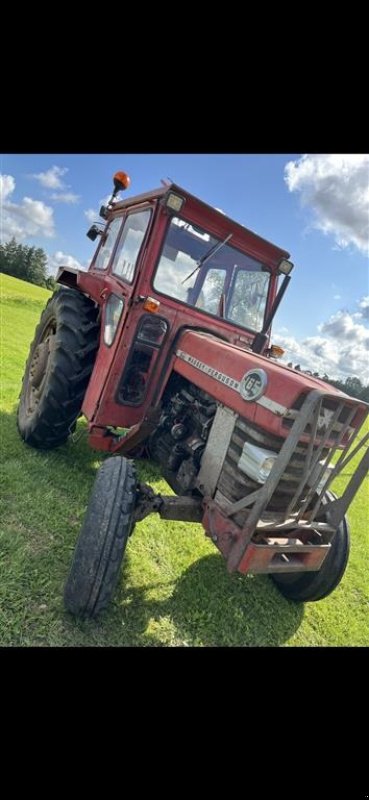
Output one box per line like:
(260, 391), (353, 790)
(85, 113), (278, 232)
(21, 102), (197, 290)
(82, 206), (153, 422)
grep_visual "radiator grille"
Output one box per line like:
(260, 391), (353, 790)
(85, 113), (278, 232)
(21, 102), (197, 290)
(217, 417), (328, 524)
(282, 393), (358, 443)
(217, 392), (360, 526)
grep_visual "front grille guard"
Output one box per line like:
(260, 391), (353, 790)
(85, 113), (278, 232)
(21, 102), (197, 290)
(224, 389), (369, 573)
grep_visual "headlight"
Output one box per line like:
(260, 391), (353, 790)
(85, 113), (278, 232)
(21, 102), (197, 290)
(166, 192), (185, 213)
(104, 294), (124, 346)
(238, 442), (277, 484)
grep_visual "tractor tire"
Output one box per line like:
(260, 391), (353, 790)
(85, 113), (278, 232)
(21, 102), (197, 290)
(64, 456), (137, 618)
(271, 492), (350, 602)
(17, 287), (99, 449)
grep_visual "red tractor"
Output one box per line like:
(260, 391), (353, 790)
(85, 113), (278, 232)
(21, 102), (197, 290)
(18, 171), (369, 618)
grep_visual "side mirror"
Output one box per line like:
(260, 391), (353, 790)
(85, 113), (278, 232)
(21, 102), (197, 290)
(87, 224), (104, 242)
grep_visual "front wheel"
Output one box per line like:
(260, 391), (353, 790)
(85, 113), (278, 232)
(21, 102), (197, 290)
(64, 457), (137, 618)
(271, 492), (350, 602)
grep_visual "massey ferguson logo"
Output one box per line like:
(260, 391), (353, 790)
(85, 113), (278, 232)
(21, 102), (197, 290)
(176, 350), (277, 410)
(239, 369), (268, 402)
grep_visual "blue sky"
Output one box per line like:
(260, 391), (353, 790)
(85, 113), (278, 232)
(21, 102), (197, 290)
(1, 154), (368, 381)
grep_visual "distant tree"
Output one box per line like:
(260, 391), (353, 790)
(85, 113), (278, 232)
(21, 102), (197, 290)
(344, 376), (363, 398)
(294, 364), (301, 371)
(0, 238), (48, 287)
(0, 238), (21, 277)
(302, 370), (369, 402)
(361, 385), (369, 403)
(45, 276), (56, 291)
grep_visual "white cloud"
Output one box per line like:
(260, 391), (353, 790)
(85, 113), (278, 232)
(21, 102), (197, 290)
(333, 294), (341, 300)
(47, 250), (84, 276)
(84, 195), (112, 224)
(284, 154), (369, 255)
(1, 174), (15, 201)
(31, 165), (68, 190)
(276, 303), (369, 382)
(84, 208), (99, 223)
(30, 166), (80, 205)
(358, 296), (369, 320)
(279, 332), (369, 383)
(0, 173), (55, 241)
(50, 192), (80, 204)
(319, 310), (369, 344)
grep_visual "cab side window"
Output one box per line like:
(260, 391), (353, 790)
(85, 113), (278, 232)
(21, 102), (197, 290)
(93, 217), (123, 271)
(112, 209), (151, 283)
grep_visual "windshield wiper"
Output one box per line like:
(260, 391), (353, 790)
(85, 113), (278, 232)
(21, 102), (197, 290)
(181, 233), (233, 285)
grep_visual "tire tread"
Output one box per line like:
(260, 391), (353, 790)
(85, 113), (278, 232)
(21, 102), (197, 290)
(64, 457), (137, 618)
(17, 287), (99, 449)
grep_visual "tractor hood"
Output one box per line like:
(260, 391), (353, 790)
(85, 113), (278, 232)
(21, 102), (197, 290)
(173, 330), (364, 440)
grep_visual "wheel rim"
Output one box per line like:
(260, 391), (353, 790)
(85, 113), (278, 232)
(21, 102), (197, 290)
(25, 320), (57, 417)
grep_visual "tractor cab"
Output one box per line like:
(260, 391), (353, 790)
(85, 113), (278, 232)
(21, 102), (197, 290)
(57, 173), (293, 450)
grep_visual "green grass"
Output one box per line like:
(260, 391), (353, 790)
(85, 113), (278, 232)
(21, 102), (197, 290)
(0, 272), (368, 646)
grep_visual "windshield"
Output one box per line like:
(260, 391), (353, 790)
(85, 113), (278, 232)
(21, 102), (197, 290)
(153, 217), (271, 332)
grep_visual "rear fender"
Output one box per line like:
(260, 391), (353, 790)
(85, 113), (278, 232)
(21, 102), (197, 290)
(55, 266), (79, 289)
(56, 267), (103, 308)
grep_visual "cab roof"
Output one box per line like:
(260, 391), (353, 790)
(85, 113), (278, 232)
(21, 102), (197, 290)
(113, 182), (290, 265)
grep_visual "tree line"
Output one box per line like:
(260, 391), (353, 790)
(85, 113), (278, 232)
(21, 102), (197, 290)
(0, 238), (56, 290)
(288, 364), (369, 403)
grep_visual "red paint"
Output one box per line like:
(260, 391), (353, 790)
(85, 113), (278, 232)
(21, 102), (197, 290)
(70, 185), (288, 440)
(57, 182), (367, 451)
(172, 330), (367, 442)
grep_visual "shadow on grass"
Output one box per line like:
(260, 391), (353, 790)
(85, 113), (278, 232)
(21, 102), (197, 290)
(1, 407), (304, 647)
(112, 553), (304, 647)
(1, 406), (106, 473)
(1, 406), (160, 479)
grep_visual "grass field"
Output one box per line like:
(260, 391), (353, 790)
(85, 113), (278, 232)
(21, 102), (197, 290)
(0, 273), (368, 646)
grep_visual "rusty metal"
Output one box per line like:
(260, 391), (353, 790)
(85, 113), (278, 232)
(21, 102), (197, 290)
(202, 501), (240, 560)
(159, 496), (203, 522)
(255, 512), (335, 534)
(112, 408), (162, 454)
(195, 405), (237, 497)
(133, 483), (203, 524)
(225, 391), (322, 520)
(294, 404), (358, 521)
(133, 483), (163, 522)
(237, 540), (330, 574)
(319, 442), (369, 529)
(285, 399), (345, 516)
(220, 390), (369, 573)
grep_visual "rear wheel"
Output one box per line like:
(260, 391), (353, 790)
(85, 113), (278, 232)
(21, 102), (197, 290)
(271, 492), (350, 602)
(64, 457), (137, 618)
(17, 287), (99, 449)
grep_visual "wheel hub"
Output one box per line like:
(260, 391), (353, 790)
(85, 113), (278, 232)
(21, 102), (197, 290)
(26, 327), (56, 415)
(30, 341), (51, 389)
